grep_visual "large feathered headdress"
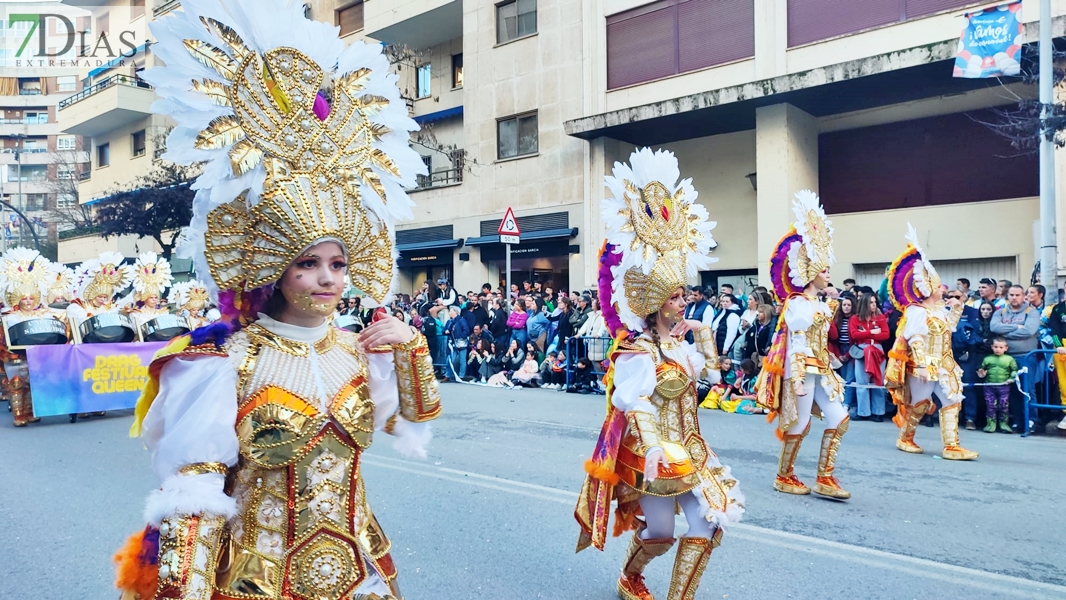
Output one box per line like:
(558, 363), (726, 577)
(46, 263), (74, 305)
(600, 148), (718, 333)
(75, 251), (133, 302)
(168, 280), (211, 313)
(143, 0), (425, 307)
(0, 247), (49, 310)
(768, 190), (835, 302)
(132, 252), (173, 302)
(887, 223), (941, 311)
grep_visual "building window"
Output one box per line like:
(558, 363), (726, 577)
(497, 0), (537, 44)
(97, 143), (110, 168)
(788, 0), (978, 48)
(132, 130), (146, 157)
(131, 0), (145, 19)
(25, 194), (47, 211)
(416, 63), (431, 99)
(57, 193), (76, 209)
(497, 112), (538, 159)
(337, 2), (364, 36)
(57, 166), (75, 180)
(57, 135), (76, 150)
(23, 111), (48, 124)
(56, 75), (77, 92)
(452, 53), (464, 88)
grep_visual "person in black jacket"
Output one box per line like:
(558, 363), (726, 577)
(488, 298), (509, 342)
(743, 304), (775, 365)
(548, 296), (577, 355)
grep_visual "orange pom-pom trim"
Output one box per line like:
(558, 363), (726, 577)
(612, 507), (637, 537)
(114, 530), (158, 600)
(584, 459), (621, 485)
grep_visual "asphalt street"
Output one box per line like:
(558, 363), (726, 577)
(1, 383), (1064, 600)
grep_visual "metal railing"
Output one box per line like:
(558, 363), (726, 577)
(0, 147), (48, 154)
(0, 119), (49, 126)
(416, 168), (462, 190)
(154, 0), (181, 16)
(78, 171), (91, 181)
(18, 89), (41, 96)
(1020, 349), (1066, 437)
(565, 336), (612, 392)
(58, 74), (153, 110)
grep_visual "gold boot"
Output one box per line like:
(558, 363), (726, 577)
(8, 376), (36, 427)
(773, 422), (810, 495)
(814, 416), (850, 499)
(896, 399), (932, 454)
(617, 526), (674, 600)
(665, 529), (721, 600)
(940, 404), (978, 460)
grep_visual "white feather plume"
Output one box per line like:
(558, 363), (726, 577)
(905, 222), (936, 297)
(787, 190), (835, 288)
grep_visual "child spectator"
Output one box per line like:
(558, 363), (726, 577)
(540, 351), (560, 389)
(567, 357), (597, 394)
(719, 357), (738, 386)
(977, 337), (1019, 433)
(512, 352), (542, 387)
(719, 359), (768, 415)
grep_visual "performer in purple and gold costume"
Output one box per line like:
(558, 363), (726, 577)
(113, 2), (437, 599)
(575, 148), (743, 600)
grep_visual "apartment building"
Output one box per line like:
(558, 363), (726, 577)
(0, 1), (91, 259)
(55, 0), (1066, 296)
(56, 0), (169, 264)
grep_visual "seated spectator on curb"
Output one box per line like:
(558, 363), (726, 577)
(567, 357), (598, 394)
(718, 359), (767, 415)
(512, 352), (542, 387)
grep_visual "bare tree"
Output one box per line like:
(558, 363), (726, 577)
(44, 142), (93, 231)
(977, 48), (1066, 155)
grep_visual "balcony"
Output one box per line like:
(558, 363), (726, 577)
(58, 75), (155, 138)
(365, 0), (462, 49)
(154, 0), (181, 17)
(415, 167), (462, 191)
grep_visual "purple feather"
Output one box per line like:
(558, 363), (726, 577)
(141, 527), (160, 565)
(598, 242), (625, 336)
(313, 92), (330, 121)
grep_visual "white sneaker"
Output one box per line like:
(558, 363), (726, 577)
(1058, 418), (1066, 430)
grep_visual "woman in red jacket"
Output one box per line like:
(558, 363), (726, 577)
(848, 292), (890, 421)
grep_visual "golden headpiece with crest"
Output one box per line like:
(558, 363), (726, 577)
(168, 280), (211, 314)
(75, 252), (133, 304)
(0, 247), (49, 310)
(143, 0), (425, 307)
(46, 263), (74, 305)
(132, 252), (173, 302)
(601, 148), (718, 331)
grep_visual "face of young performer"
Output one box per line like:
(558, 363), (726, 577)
(275, 240), (347, 327)
(18, 295), (37, 312)
(92, 294), (109, 308)
(144, 295), (160, 309)
(812, 269), (830, 291)
(659, 287), (687, 325)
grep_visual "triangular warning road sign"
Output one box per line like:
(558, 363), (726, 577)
(498, 207), (521, 236)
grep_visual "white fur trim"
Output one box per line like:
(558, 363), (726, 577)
(143, 472), (238, 527)
(390, 417), (432, 460)
(692, 450), (745, 529)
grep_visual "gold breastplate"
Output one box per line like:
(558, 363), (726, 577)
(807, 311), (832, 372)
(652, 360), (708, 470)
(216, 326), (392, 600)
(926, 315), (951, 371)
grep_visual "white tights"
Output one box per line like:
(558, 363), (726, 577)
(907, 378), (960, 408)
(638, 491), (716, 540)
(785, 375), (849, 435)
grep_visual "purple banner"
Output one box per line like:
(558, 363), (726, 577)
(25, 342), (167, 417)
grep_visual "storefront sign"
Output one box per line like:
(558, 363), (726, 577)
(480, 239), (571, 262)
(953, 1), (1022, 79)
(25, 342), (167, 417)
(397, 248), (455, 268)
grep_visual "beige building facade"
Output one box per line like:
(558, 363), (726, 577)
(55, 0), (1066, 298)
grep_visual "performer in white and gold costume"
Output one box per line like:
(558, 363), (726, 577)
(575, 148), (743, 600)
(66, 251), (133, 332)
(113, 2), (435, 599)
(129, 252), (174, 329)
(167, 280), (211, 330)
(0, 247), (65, 426)
(755, 191), (851, 500)
(46, 263), (75, 317)
(885, 225), (977, 460)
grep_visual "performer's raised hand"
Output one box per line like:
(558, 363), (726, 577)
(360, 312), (415, 351)
(669, 319), (703, 338)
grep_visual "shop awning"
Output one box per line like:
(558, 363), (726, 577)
(464, 227), (578, 246)
(413, 105), (463, 126)
(396, 238), (464, 253)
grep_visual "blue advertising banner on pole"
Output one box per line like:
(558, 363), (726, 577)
(954, 1), (1023, 78)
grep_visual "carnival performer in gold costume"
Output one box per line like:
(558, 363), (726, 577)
(113, 2), (434, 599)
(575, 148), (743, 600)
(45, 263), (75, 316)
(885, 225), (977, 460)
(0, 247), (65, 426)
(66, 251), (133, 334)
(755, 191), (851, 499)
(168, 280), (211, 330)
(128, 252), (174, 330)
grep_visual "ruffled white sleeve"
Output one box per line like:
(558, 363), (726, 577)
(367, 352), (432, 460)
(140, 355), (239, 526)
(610, 353), (657, 415)
(785, 297), (816, 355)
(66, 302), (88, 330)
(902, 306), (929, 341)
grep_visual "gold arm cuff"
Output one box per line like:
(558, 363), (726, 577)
(178, 462), (229, 477)
(627, 409), (662, 456)
(790, 353), (807, 385)
(693, 325), (719, 367)
(156, 514), (225, 600)
(910, 338), (928, 368)
(392, 332), (442, 423)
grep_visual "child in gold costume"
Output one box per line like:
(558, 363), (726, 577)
(113, 2), (437, 599)
(575, 148), (744, 600)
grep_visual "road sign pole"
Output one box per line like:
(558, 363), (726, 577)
(505, 243), (511, 302)
(498, 207), (521, 301)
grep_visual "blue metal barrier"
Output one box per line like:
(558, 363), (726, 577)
(1020, 349), (1064, 437)
(565, 336), (612, 390)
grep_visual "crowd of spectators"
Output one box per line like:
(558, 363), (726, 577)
(335, 273), (1066, 432)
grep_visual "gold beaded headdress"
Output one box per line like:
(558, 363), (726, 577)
(132, 252), (173, 302)
(168, 280), (211, 314)
(75, 252), (133, 303)
(602, 148), (718, 331)
(46, 263), (74, 305)
(144, 0), (425, 306)
(0, 247), (49, 310)
(786, 190), (835, 288)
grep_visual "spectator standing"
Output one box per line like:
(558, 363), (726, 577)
(548, 296), (575, 353)
(436, 278), (458, 307)
(711, 293), (742, 357)
(1045, 280), (1066, 429)
(506, 298), (529, 347)
(947, 289), (983, 430)
(848, 293), (890, 421)
(684, 286), (716, 326)
(570, 295), (593, 335)
(744, 304), (775, 363)
(488, 298), (509, 341)
(990, 285), (1041, 430)
(997, 280), (1013, 302)
(526, 297), (550, 351)
(956, 278), (977, 306)
(443, 306), (471, 382)
(977, 337), (1019, 433)
(829, 295), (857, 412)
(975, 277), (1004, 312)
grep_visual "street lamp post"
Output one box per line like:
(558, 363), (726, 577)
(13, 133), (25, 248)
